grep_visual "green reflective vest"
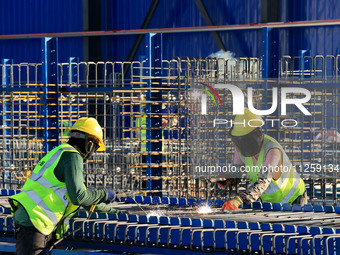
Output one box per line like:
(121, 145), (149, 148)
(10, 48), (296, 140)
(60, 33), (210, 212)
(9, 143), (80, 237)
(239, 134), (305, 204)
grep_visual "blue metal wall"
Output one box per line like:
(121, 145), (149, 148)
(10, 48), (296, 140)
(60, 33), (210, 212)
(0, 0), (83, 63)
(279, 26), (340, 57)
(0, 38), (83, 64)
(0, 0), (340, 63)
(280, 0), (340, 56)
(101, 0), (261, 61)
(102, 0), (260, 29)
(281, 0), (340, 21)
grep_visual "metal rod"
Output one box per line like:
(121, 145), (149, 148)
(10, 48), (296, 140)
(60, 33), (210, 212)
(131, 197), (147, 215)
(3, 19), (340, 39)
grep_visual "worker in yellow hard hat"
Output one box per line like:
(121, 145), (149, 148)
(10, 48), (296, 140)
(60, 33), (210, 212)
(221, 109), (307, 211)
(9, 117), (128, 255)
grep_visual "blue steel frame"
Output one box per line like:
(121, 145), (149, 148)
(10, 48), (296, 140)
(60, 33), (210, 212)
(261, 27), (279, 79)
(1, 59), (12, 188)
(68, 57), (79, 126)
(0, 236), (210, 255)
(41, 37), (60, 152)
(1, 59), (12, 141)
(0, 197), (340, 254)
(68, 57), (78, 84)
(144, 33), (163, 196)
(261, 27), (279, 137)
(299, 49), (311, 78)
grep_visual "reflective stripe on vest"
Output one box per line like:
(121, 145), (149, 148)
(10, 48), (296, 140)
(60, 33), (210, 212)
(9, 143), (79, 235)
(240, 135), (305, 204)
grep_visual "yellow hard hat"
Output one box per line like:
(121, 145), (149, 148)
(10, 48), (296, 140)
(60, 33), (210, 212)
(230, 108), (264, 136)
(69, 117), (105, 151)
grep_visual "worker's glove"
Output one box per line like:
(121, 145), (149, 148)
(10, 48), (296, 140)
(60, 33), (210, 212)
(105, 189), (117, 204)
(115, 191), (135, 200)
(222, 196), (243, 211)
(115, 191), (128, 200)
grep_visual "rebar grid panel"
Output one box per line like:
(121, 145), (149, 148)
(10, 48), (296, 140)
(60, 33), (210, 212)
(0, 55), (339, 205)
(188, 81), (265, 199)
(0, 63), (46, 189)
(282, 86), (340, 205)
(280, 54), (340, 79)
(171, 57), (261, 84)
(189, 79), (340, 204)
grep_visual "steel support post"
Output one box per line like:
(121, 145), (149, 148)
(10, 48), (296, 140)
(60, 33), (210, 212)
(41, 37), (59, 152)
(261, 27), (279, 78)
(299, 50), (311, 78)
(261, 28), (279, 134)
(1, 59), (12, 139)
(68, 57), (79, 126)
(145, 33), (163, 196)
(68, 57), (79, 85)
(1, 59), (12, 188)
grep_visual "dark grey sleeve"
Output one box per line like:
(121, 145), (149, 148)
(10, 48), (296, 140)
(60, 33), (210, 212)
(239, 168), (274, 204)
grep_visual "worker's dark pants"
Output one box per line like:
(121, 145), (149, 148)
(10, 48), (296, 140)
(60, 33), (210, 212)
(14, 224), (55, 255)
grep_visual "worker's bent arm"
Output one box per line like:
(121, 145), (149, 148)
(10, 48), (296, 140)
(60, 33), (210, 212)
(57, 152), (108, 207)
(83, 203), (120, 214)
(239, 148), (281, 204)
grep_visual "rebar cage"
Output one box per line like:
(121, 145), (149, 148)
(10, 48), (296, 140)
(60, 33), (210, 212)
(0, 55), (339, 205)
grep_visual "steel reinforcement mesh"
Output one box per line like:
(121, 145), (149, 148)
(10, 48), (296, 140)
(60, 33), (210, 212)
(0, 56), (339, 205)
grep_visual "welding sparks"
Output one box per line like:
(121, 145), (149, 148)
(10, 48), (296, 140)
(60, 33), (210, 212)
(147, 209), (166, 217)
(197, 205), (212, 214)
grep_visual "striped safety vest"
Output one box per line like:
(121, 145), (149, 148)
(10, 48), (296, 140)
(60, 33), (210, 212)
(9, 143), (80, 237)
(238, 134), (305, 204)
